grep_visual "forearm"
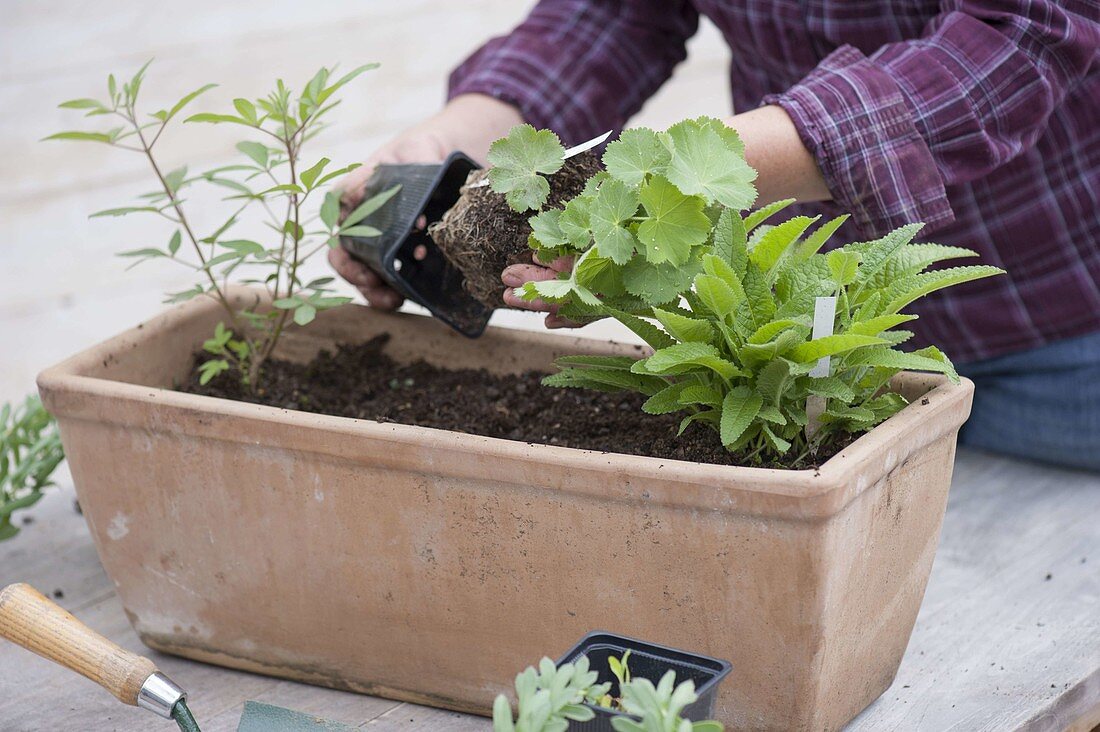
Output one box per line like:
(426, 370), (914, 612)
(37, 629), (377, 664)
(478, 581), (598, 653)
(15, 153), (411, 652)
(429, 93), (525, 165)
(724, 105), (830, 206)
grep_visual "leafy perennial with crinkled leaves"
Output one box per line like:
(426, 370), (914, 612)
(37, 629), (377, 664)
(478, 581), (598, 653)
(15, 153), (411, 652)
(487, 118), (1004, 465)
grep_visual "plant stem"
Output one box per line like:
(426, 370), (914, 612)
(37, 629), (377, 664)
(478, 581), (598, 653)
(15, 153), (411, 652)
(130, 116), (242, 332)
(250, 131), (301, 385)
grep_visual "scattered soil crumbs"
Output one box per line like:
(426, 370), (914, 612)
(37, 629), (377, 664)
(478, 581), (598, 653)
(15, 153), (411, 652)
(185, 335), (852, 469)
(429, 151), (603, 308)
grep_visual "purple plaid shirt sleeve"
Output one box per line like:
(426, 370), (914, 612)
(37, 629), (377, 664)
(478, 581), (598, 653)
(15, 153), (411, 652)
(766, 0), (1099, 236)
(447, 0), (1100, 362)
(447, 0), (699, 144)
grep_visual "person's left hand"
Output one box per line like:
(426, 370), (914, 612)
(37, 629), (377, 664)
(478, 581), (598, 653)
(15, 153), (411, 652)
(501, 253), (581, 329)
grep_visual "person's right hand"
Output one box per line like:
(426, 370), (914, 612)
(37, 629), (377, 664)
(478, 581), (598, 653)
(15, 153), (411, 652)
(328, 126), (452, 311)
(329, 93), (524, 310)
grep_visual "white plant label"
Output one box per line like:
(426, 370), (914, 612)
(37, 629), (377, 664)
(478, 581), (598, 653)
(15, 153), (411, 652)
(810, 296), (838, 378)
(806, 295), (837, 440)
(469, 130), (612, 188)
(562, 130), (612, 159)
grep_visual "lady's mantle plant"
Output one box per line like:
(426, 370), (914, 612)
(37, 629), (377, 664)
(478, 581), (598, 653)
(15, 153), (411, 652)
(48, 62), (396, 389)
(492, 656), (722, 732)
(1, 397), (64, 541)
(490, 120), (1003, 465)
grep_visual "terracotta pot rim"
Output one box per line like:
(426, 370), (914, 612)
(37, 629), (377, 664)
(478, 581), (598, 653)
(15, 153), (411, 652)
(37, 288), (974, 513)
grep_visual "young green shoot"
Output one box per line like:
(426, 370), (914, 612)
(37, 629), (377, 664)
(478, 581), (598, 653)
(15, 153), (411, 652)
(493, 654), (723, 732)
(1, 397), (64, 541)
(48, 62), (397, 389)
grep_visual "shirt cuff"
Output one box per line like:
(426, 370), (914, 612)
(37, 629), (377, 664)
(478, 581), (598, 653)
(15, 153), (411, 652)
(764, 45), (955, 238)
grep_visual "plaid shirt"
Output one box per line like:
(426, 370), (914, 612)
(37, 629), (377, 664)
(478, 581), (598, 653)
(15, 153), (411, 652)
(449, 0), (1100, 363)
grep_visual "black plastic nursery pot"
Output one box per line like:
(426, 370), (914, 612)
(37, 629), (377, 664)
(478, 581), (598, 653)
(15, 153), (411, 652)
(558, 631), (733, 730)
(339, 151), (492, 337)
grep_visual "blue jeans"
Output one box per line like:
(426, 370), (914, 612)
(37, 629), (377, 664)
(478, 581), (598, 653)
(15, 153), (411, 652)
(956, 331), (1100, 472)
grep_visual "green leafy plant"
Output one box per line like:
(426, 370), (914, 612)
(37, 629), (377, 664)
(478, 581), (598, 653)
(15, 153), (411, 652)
(48, 61), (396, 389)
(592, 650), (632, 710)
(1, 397), (64, 541)
(492, 656), (611, 732)
(611, 672), (722, 732)
(488, 119), (1003, 465)
(493, 655), (722, 732)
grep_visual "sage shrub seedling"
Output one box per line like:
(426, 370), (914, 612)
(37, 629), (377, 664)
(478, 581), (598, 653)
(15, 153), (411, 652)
(0, 397), (64, 541)
(490, 120), (1004, 464)
(49, 62), (396, 389)
(492, 655), (723, 732)
(492, 656), (611, 732)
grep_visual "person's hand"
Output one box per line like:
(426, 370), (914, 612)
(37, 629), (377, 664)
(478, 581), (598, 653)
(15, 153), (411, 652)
(329, 93), (524, 310)
(501, 253), (582, 329)
(328, 134), (449, 310)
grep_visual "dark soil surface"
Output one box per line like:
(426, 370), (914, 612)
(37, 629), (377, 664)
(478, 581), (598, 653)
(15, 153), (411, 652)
(184, 335), (848, 469)
(429, 152), (603, 308)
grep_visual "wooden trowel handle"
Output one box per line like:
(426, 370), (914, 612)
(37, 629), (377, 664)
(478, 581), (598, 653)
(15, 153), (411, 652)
(0, 583), (158, 706)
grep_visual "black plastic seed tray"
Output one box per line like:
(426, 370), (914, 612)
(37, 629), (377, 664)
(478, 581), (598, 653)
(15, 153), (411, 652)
(339, 151), (491, 337)
(556, 631), (732, 731)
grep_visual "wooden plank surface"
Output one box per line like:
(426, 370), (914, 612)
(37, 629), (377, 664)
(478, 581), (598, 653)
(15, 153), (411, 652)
(848, 452), (1100, 731)
(1, 448), (1096, 731)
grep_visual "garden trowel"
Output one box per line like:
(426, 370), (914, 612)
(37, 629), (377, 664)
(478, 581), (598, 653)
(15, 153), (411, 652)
(340, 131), (611, 338)
(0, 583), (355, 731)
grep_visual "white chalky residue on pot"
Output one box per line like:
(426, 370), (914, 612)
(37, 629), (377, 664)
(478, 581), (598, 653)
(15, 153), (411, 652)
(145, 566), (205, 602)
(133, 430), (155, 453)
(106, 511), (130, 540)
(314, 488), (324, 502)
(134, 609), (213, 643)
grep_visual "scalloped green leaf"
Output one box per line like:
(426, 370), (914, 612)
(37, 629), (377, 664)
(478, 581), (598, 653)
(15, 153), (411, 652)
(665, 117), (757, 209)
(602, 127), (670, 186)
(622, 257), (700, 305)
(642, 382), (692, 415)
(487, 124), (565, 212)
(636, 176), (710, 265)
(529, 209), (569, 249)
(590, 178), (641, 264)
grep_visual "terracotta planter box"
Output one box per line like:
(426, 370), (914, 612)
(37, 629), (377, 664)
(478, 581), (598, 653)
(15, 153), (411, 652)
(37, 290), (973, 730)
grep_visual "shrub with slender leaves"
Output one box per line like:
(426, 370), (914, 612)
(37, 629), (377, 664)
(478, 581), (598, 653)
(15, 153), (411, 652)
(1, 397), (64, 541)
(490, 120), (1003, 464)
(48, 62), (396, 389)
